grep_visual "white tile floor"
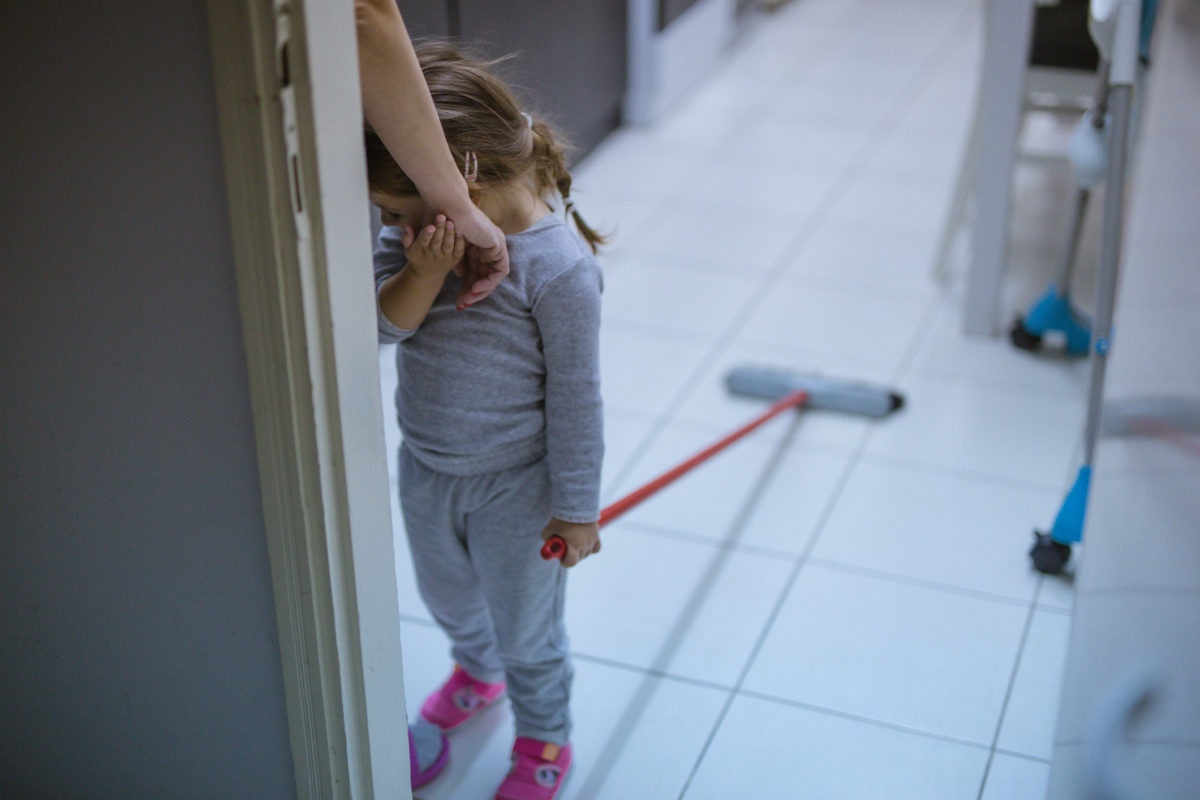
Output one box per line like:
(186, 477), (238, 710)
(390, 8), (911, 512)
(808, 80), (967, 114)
(382, 0), (1097, 796)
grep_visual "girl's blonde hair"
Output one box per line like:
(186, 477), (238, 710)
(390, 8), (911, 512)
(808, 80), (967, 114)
(365, 40), (608, 253)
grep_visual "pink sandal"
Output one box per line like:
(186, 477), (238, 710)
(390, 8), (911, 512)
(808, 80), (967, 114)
(420, 664), (506, 731)
(494, 737), (572, 800)
(408, 724), (448, 789)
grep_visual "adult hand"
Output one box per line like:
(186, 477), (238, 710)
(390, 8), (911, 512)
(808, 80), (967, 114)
(447, 203), (510, 310)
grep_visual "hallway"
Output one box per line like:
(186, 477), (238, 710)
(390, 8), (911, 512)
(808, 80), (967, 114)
(387, 0), (1086, 795)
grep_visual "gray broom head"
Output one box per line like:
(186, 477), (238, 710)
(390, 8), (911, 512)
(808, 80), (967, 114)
(726, 365), (905, 418)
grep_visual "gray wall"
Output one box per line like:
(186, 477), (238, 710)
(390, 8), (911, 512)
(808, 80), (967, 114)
(0, 3), (296, 798)
(660, 0), (704, 29)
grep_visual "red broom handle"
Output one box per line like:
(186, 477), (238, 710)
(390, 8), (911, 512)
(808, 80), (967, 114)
(541, 389), (809, 560)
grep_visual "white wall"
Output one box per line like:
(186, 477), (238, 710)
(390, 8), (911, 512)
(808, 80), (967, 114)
(0, 2), (295, 797)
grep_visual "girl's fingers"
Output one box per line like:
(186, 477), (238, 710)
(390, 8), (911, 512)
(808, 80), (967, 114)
(427, 218), (445, 251)
(417, 223), (436, 249)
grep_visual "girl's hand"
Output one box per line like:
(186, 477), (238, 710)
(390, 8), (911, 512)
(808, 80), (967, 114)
(401, 214), (465, 279)
(541, 518), (600, 568)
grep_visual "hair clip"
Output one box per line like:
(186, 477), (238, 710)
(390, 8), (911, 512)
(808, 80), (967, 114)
(462, 151), (478, 183)
(520, 111), (533, 128)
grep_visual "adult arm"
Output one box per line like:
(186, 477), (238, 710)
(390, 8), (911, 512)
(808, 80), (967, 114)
(354, 0), (508, 306)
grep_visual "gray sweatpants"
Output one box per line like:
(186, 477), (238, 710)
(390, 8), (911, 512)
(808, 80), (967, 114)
(398, 443), (573, 744)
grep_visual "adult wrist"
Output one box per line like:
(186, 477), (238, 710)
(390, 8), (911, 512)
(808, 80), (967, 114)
(420, 176), (474, 220)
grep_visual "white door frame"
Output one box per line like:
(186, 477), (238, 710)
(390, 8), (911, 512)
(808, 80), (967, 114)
(206, 1), (409, 797)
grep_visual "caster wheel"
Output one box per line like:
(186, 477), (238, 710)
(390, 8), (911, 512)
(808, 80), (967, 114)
(1030, 531), (1071, 575)
(1010, 316), (1043, 352)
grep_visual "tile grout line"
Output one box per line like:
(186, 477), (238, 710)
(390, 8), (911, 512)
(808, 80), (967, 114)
(975, 583), (1044, 800)
(571, 651), (739, 694)
(734, 689), (998, 754)
(992, 747), (1053, 765)
(805, 558), (1046, 610)
(858, 449), (1071, 493)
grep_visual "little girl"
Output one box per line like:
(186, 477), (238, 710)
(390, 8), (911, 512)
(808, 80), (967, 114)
(366, 41), (605, 800)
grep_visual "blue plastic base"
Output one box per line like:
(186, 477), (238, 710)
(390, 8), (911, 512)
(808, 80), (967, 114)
(1050, 466), (1092, 545)
(1023, 285), (1091, 356)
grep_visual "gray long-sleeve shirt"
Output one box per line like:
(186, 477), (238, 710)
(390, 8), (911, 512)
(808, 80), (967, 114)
(375, 213), (604, 524)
